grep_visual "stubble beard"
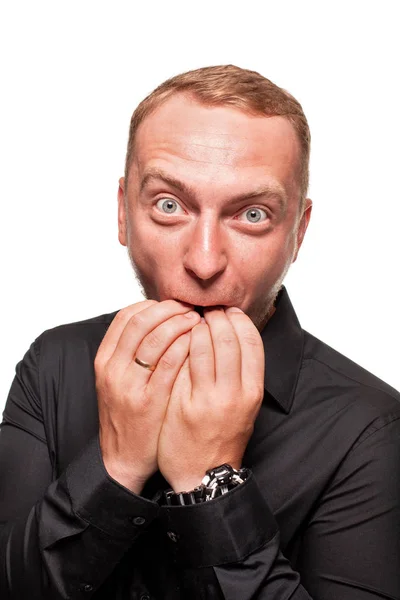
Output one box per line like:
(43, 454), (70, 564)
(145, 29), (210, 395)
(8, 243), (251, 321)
(127, 245), (155, 300)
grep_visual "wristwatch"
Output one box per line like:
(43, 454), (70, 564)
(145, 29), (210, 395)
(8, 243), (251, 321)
(163, 463), (249, 506)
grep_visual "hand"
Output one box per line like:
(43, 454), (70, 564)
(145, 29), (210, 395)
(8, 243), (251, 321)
(157, 307), (265, 492)
(94, 299), (201, 494)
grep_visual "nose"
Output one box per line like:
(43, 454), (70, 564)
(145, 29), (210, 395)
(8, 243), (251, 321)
(183, 215), (228, 282)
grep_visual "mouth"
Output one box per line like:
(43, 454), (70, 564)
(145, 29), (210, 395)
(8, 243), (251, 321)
(193, 305), (206, 317)
(173, 299), (226, 318)
(194, 305), (228, 317)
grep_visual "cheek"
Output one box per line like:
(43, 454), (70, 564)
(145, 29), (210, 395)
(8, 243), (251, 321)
(240, 233), (295, 289)
(129, 219), (181, 273)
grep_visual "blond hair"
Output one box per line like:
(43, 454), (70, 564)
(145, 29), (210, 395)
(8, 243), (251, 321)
(124, 64), (310, 209)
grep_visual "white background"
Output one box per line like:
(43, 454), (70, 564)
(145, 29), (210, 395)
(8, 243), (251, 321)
(1, 1), (399, 412)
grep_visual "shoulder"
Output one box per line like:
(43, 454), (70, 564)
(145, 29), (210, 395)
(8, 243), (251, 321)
(35, 308), (121, 361)
(301, 330), (400, 426)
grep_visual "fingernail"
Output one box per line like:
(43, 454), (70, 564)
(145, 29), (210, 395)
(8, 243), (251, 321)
(184, 311), (199, 319)
(200, 317), (206, 323)
(225, 307), (242, 313)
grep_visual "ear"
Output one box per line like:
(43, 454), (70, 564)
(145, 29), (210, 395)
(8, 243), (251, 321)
(117, 177), (127, 247)
(292, 198), (312, 263)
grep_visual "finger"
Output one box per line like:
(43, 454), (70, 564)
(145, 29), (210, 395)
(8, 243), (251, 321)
(139, 332), (191, 404)
(189, 322), (215, 387)
(224, 307), (265, 391)
(109, 300), (195, 374)
(203, 307), (241, 385)
(96, 300), (157, 366)
(134, 311), (201, 367)
(169, 355), (191, 408)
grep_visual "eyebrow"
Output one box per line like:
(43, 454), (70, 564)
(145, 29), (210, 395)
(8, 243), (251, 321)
(139, 167), (287, 211)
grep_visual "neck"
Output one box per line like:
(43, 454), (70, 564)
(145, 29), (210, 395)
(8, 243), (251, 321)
(256, 304), (277, 332)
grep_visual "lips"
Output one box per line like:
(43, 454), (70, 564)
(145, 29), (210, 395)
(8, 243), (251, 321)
(173, 298), (227, 317)
(193, 305), (226, 317)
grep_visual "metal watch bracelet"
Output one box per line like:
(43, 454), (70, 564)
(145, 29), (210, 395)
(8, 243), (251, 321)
(163, 464), (249, 506)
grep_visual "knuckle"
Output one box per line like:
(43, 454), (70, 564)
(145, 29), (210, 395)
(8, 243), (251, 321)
(144, 329), (162, 349)
(129, 312), (146, 330)
(94, 353), (104, 372)
(248, 384), (264, 403)
(242, 331), (261, 347)
(157, 353), (177, 371)
(114, 306), (133, 323)
(110, 308), (132, 331)
(191, 343), (209, 358)
(219, 335), (237, 346)
(103, 366), (115, 388)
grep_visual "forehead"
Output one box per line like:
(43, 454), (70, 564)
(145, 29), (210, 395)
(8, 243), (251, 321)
(132, 94), (301, 196)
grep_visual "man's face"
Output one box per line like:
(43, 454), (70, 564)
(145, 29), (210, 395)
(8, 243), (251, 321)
(118, 94), (311, 330)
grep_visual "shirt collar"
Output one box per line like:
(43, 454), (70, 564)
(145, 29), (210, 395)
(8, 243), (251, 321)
(260, 286), (304, 414)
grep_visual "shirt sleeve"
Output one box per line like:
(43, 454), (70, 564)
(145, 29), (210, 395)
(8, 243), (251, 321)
(160, 415), (400, 599)
(0, 339), (160, 600)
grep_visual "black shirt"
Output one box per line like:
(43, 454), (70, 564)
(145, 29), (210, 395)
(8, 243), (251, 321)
(1, 287), (400, 599)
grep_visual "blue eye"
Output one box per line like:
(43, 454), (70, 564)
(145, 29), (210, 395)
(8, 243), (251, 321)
(240, 208), (268, 223)
(155, 198), (184, 214)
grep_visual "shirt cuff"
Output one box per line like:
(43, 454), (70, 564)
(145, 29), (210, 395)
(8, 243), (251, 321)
(159, 471), (278, 567)
(65, 435), (160, 540)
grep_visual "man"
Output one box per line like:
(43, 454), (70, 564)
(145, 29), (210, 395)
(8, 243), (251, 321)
(0, 64), (399, 599)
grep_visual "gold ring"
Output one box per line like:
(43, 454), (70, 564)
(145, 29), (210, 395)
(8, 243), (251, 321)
(134, 356), (156, 372)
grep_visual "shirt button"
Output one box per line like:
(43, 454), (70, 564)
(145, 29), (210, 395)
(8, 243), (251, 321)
(80, 583), (93, 592)
(167, 530), (179, 542)
(132, 516), (146, 526)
